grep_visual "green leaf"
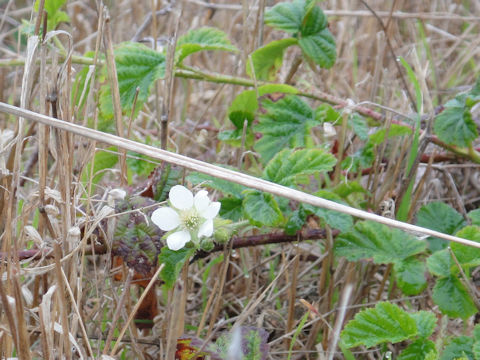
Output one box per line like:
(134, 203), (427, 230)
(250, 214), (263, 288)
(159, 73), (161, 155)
(303, 191), (353, 232)
(398, 57), (423, 113)
(451, 226), (480, 268)
(335, 221), (426, 263)
(298, 28), (337, 68)
(214, 327), (269, 360)
(217, 129), (255, 148)
(440, 336), (474, 360)
(410, 311), (437, 339)
(242, 327), (269, 360)
(396, 58), (422, 222)
(264, 0), (336, 68)
(341, 142), (375, 173)
(398, 340), (437, 360)
(158, 247), (195, 289)
(242, 190), (283, 227)
(227, 85), (298, 129)
(434, 103), (478, 147)
(186, 171), (247, 198)
(468, 209), (480, 226)
(113, 197), (165, 276)
(71, 52), (95, 115)
(425, 350), (438, 360)
(369, 124), (413, 145)
(228, 90), (258, 128)
(263, 148), (336, 187)
(150, 164), (183, 203)
(35, 0), (70, 31)
(247, 38), (297, 81)
(432, 276), (477, 319)
(176, 27), (238, 64)
(100, 42), (165, 120)
(333, 181), (368, 198)
(416, 202), (466, 252)
(284, 207), (307, 235)
(434, 81), (480, 147)
(126, 151), (157, 177)
(298, 2), (336, 68)
(474, 324), (480, 341)
(350, 114), (369, 141)
(219, 197), (244, 221)
(473, 340), (480, 360)
(300, 1), (327, 36)
(393, 257), (427, 295)
(81, 147), (119, 185)
(312, 208), (353, 232)
(340, 302), (417, 348)
(315, 103), (341, 123)
(254, 95), (320, 163)
(427, 249), (454, 277)
(264, 0), (306, 33)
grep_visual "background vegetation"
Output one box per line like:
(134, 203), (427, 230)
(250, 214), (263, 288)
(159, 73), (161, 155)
(1, 0), (480, 359)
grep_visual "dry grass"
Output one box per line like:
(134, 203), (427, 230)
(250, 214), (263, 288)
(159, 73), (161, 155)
(0, 0), (480, 359)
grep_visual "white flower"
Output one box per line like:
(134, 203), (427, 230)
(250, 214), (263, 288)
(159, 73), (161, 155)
(151, 185), (221, 251)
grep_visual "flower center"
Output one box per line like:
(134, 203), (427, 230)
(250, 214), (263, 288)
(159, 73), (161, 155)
(182, 210), (200, 231)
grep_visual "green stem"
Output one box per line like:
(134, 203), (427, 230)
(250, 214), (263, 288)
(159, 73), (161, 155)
(4, 54), (480, 164)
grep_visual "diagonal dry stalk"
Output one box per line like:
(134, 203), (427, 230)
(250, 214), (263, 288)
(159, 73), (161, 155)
(1, 1), (480, 358)
(1, 101), (479, 250)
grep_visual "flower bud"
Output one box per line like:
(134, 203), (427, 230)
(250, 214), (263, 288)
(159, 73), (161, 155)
(200, 238), (215, 251)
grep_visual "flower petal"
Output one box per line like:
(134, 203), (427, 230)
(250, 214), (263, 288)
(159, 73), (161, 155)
(151, 207), (181, 231)
(194, 190), (210, 212)
(166, 230), (191, 251)
(198, 219), (214, 238)
(169, 185), (193, 210)
(203, 201), (221, 219)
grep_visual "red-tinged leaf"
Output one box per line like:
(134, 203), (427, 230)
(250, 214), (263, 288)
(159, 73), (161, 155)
(176, 338), (206, 360)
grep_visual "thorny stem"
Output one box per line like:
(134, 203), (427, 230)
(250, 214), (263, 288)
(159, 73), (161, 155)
(0, 228), (338, 262)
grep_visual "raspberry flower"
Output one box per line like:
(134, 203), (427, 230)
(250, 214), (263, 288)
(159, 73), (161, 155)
(151, 185), (221, 251)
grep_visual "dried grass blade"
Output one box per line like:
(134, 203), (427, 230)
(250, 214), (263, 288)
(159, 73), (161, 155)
(0, 102), (479, 249)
